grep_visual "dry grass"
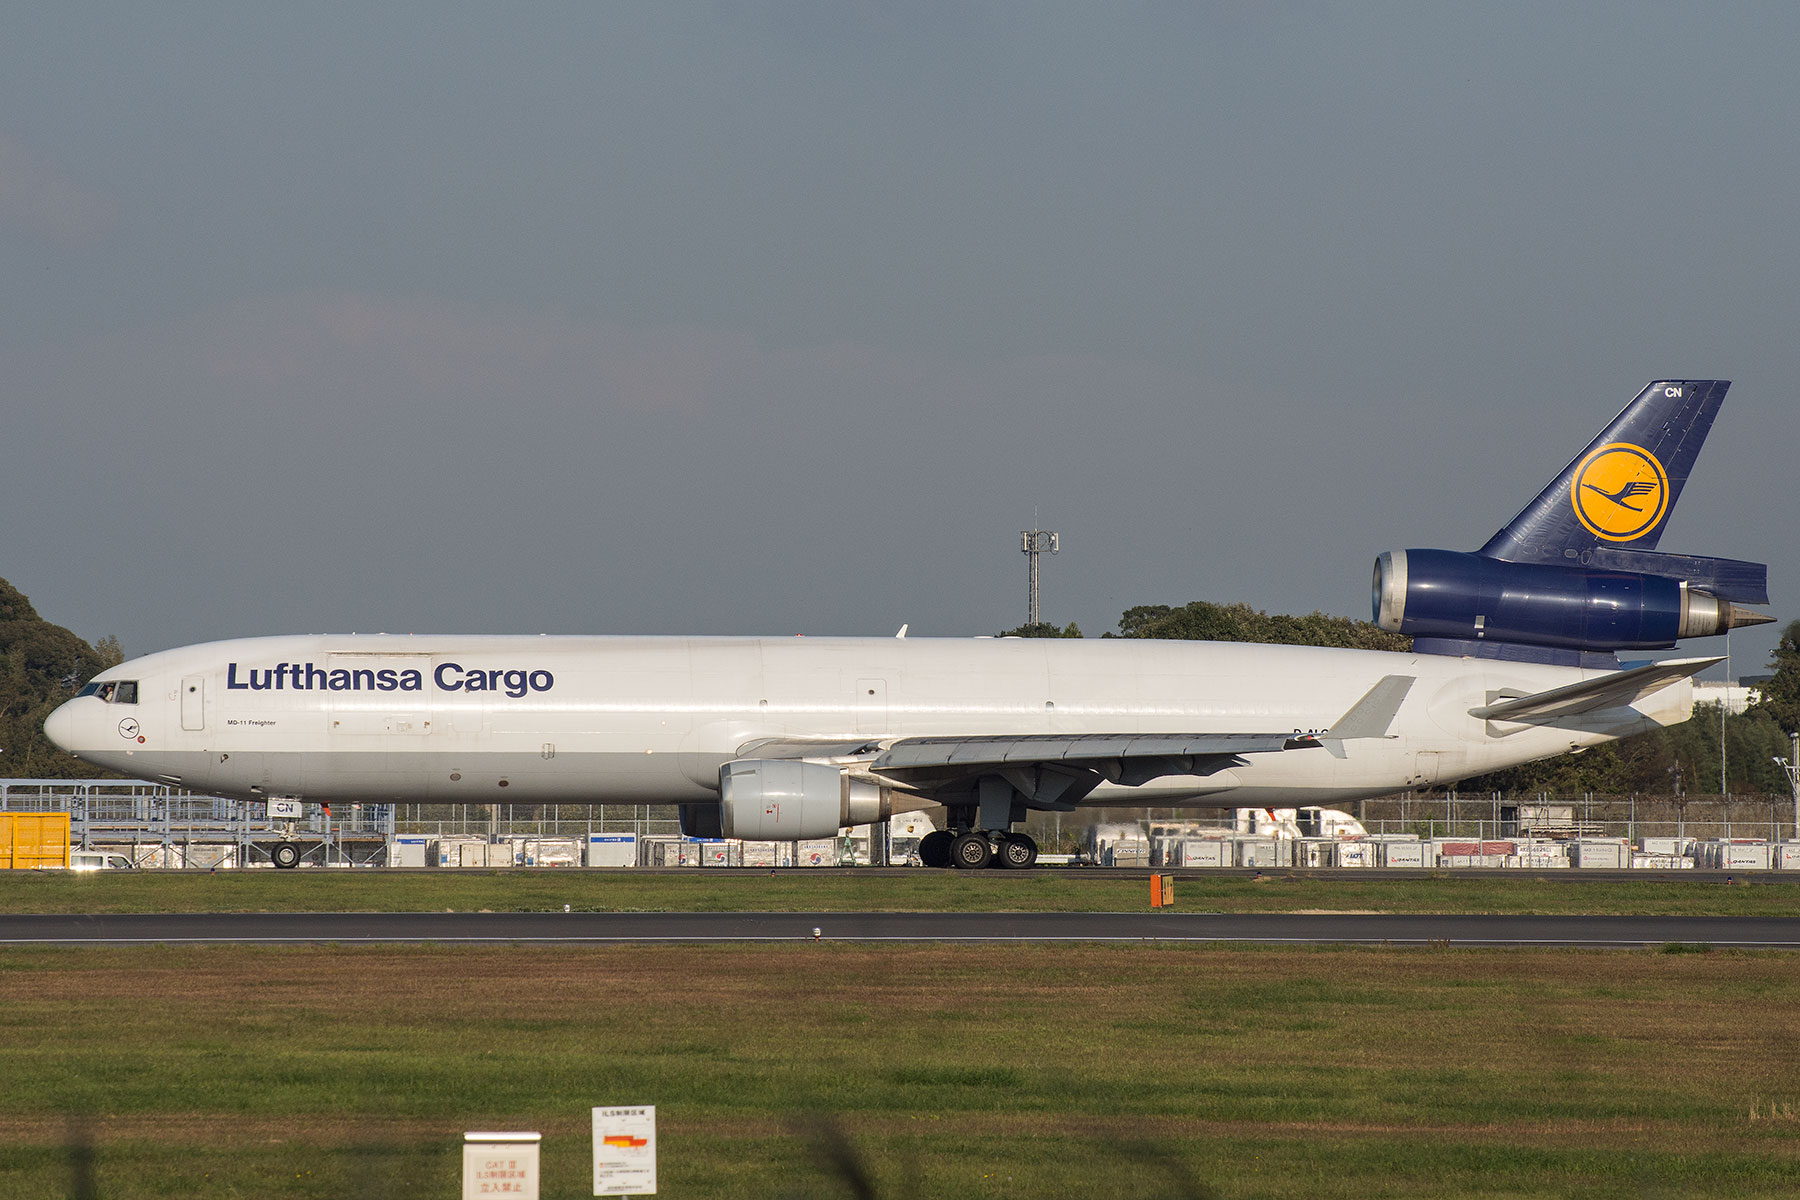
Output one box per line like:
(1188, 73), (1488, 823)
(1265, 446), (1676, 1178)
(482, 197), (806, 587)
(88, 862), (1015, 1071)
(1, 943), (1798, 1196)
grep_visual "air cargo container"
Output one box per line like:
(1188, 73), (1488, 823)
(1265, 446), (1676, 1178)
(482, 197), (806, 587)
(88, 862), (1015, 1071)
(1376, 840), (1427, 868)
(0, 813), (70, 869)
(1569, 840), (1629, 868)
(585, 834), (637, 867)
(1720, 842), (1771, 870)
(1180, 839), (1227, 868)
(1236, 837), (1285, 868)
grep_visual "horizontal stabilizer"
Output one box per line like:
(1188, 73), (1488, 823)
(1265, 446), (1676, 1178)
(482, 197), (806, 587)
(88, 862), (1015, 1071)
(1327, 675), (1414, 739)
(1580, 547), (1769, 606)
(1469, 656), (1723, 723)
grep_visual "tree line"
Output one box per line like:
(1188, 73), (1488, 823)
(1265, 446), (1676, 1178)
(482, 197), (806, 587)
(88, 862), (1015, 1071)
(0, 577), (124, 778)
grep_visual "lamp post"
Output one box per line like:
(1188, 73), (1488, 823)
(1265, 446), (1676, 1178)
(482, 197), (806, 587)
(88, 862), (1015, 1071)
(1774, 733), (1800, 840)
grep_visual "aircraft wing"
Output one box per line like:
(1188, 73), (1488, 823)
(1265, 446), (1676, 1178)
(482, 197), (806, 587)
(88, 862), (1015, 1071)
(1469, 656), (1723, 723)
(865, 731), (1322, 809)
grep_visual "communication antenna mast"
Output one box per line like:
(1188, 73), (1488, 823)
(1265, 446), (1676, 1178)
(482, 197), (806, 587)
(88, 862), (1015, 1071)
(1021, 522), (1059, 627)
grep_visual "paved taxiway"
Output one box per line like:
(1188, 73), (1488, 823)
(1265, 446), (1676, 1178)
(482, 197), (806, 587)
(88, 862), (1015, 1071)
(2, 911), (1798, 947)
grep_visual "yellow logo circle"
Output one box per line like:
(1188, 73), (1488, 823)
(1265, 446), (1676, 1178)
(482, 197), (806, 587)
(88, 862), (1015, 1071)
(1570, 442), (1668, 541)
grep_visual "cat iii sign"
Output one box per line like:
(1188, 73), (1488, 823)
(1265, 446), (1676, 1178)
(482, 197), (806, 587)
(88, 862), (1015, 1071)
(462, 1131), (539, 1199)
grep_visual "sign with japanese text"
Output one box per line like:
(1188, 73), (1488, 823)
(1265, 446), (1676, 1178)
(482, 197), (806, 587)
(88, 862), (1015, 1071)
(463, 1133), (540, 1199)
(593, 1106), (656, 1196)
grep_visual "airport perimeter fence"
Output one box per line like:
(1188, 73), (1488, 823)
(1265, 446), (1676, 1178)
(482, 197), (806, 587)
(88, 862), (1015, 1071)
(7, 782), (1800, 868)
(1356, 791), (1800, 845)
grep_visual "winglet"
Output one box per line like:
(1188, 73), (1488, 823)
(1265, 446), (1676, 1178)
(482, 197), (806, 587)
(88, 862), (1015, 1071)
(1327, 675), (1415, 740)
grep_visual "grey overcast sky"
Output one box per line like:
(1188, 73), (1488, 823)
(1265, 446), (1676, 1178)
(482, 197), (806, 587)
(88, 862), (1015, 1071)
(4, 4), (1794, 677)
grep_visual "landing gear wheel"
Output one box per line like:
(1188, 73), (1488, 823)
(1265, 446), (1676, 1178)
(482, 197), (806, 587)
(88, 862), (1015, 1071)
(997, 833), (1039, 869)
(271, 842), (301, 870)
(951, 832), (993, 870)
(918, 830), (953, 869)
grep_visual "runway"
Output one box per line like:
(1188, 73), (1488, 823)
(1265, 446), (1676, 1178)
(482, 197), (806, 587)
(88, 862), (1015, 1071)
(2, 911), (1798, 947)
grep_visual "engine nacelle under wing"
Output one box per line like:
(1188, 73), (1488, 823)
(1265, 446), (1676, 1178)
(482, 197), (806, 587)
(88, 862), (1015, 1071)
(718, 759), (894, 840)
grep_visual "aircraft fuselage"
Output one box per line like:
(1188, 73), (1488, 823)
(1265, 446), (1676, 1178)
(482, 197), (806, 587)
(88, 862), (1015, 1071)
(45, 632), (1686, 810)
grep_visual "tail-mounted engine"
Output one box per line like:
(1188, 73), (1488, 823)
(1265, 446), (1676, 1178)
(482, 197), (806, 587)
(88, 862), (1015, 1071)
(1373, 548), (1770, 655)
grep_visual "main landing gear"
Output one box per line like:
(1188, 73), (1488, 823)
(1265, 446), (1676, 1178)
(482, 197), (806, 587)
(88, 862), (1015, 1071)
(918, 828), (1039, 870)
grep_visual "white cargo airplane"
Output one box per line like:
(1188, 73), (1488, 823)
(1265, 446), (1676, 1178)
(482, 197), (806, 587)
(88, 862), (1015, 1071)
(45, 380), (1770, 869)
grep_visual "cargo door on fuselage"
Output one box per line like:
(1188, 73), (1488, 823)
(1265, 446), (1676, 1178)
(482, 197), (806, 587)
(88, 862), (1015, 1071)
(323, 655), (435, 737)
(854, 678), (888, 734)
(180, 676), (205, 731)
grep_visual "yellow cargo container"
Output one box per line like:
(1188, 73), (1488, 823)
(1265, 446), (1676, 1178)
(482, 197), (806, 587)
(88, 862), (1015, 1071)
(0, 813), (72, 869)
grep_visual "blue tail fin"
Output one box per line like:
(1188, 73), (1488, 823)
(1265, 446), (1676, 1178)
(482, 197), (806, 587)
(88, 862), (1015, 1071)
(1479, 380), (1728, 563)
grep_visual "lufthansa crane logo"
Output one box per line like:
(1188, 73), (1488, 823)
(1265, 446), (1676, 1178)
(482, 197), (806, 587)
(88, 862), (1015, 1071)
(1571, 442), (1669, 541)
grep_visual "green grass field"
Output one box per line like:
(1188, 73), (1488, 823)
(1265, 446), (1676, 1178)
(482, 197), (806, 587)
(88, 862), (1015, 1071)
(2, 873), (1796, 1197)
(1, 942), (1797, 1198)
(1, 867), (1798, 916)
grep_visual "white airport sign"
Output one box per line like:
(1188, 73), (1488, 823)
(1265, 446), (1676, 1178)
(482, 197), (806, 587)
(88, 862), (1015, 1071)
(593, 1106), (656, 1196)
(463, 1131), (540, 1199)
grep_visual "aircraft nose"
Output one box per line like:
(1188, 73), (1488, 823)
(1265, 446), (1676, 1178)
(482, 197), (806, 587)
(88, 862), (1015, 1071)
(43, 700), (81, 753)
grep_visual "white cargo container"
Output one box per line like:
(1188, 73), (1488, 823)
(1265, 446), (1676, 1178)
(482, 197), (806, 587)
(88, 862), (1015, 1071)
(1640, 836), (1685, 855)
(585, 834), (637, 867)
(437, 836), (486, 867)
(1440, 853), (1508, 868)
(638, 836), (694, 867)
(796, 840), (840, 867)
(1377, 841), (1427, 868)
(1569, 840), (1629, 868)
(696, 840), (740, 867)
(390, 836), (432, 868)
(1513, 842), (1569, 868)
(520, 837), (582, 867)
(1294, 839), (1334, 868)
(739, 841), (790, 867)
(1236, 837), (1284, 868)
(1721, 842), (1771, 870)
(1632, 853), (1690, 869)
(1775, 844), (1800, 871)
(1089, 824), (1151, 867)
(1180, 839), (1227, 868)
(1333, 841), (1373, 868)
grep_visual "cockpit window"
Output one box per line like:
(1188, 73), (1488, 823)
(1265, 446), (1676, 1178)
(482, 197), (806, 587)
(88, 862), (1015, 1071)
(83, 681), (138, 704)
